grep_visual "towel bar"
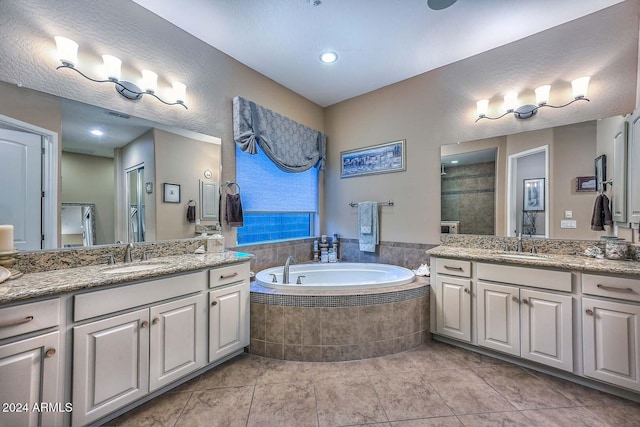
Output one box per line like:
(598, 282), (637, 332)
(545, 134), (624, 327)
(348, 200), (394, 207)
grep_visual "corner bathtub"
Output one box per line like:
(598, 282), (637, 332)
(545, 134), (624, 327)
(255, 262), (415, 290)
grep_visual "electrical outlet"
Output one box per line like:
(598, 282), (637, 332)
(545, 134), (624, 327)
(564, 210), (573, 219)
(561, 220), (577, 228)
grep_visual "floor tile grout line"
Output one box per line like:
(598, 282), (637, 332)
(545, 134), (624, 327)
(416, 370), (459, 420)
(312, 380), (321, 427)
(245, 383), (258, 427)
(171, 390), (194, 427)
(366, 373), (391, 425)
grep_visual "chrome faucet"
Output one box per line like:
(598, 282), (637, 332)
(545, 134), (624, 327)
(283, 256), (296, 284)
(124, 242), (134, 263)
(515, 231), (523, 253)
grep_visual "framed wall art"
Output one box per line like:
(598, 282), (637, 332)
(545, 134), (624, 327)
(340, 139), (406, 178)
(163, 183), (181, 203)
(523, 178), (545, 211)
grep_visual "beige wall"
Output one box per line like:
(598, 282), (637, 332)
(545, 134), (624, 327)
(324, 3), (638, 244)
(154, 129), (221, 240)
(61, 152), (115, 244)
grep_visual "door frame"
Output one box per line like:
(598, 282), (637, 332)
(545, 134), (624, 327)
(0, 113), (59, 249)
(506, 145), (549, 238)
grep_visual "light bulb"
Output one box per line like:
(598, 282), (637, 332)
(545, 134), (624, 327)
(54, 36), (78, 67)
(535, 85), (551, 106)
(102, 55), (121, 81)
(141, 70), (158, 93)
(503, 91), (518, 112)
(476, 99), (489, 118)
(172, 81), (187, 103)
(571, 76), (590, 99)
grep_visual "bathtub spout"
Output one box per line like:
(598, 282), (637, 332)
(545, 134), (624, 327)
(283, 256), (296, 284)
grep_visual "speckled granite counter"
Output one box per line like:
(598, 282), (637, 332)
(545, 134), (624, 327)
(0, 251), (252, 304)
(428, 246), (640, 277)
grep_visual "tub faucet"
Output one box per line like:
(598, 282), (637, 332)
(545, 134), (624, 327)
(124, 242), (134, 263)
(283, 256), (296, 284)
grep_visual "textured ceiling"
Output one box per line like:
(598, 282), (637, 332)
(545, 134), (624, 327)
(132, 0), (624, 107)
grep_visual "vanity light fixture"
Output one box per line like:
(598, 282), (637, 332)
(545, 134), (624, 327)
(54, 36), (188, 109)
(475, 76), (590, 122)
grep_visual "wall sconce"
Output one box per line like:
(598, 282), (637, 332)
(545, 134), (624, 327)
(54, 36), (188, 109)
(475, 76), (590, 122)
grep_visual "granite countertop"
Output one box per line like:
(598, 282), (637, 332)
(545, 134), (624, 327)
(0, 251), (253, 304)
(428, 246), (640, 277)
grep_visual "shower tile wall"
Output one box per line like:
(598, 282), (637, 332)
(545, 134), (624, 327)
(441, 161), (495, 235)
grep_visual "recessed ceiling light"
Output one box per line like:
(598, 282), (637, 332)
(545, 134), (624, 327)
(320, 51), (338, 64)
(451, 160), (459, 164)
(90, 129), (104, 136)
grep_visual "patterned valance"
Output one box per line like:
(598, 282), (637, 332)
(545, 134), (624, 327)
(233, 96), (326, 172)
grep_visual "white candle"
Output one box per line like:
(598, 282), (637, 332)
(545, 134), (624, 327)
(0, 225), (14, 252)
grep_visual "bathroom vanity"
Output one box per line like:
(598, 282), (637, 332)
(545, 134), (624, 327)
(429, 246), (640, 400)
(0, 251), (251, 427)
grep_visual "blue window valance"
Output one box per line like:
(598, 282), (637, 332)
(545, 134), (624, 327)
(233, 96), (326, 172)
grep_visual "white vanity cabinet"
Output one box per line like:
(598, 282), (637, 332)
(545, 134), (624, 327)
(0, 299), (62, 427)
(432, 259), (472, 342)
(476, 281), (573, 371)
(208, 263), (250, 362)
(72, 272), (207, 426)
(582, 274), (640, 392)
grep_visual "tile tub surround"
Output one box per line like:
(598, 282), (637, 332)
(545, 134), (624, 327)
(248, 278), (430, 362)
(231, 238), (437, 273)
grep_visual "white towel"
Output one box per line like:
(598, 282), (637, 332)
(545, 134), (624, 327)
(358, 201), (378, 252)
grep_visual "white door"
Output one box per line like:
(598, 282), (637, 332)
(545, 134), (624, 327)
(435, 275), (472, 342)
(209, 282), (249, 362)
(0, 332), (61, 427)
(477, 282), (520, 356)
(521, 289), (573, 372)
(0, 128), (42, 250)
(149, 295), (206, 392)
(72, 309), (149, 426)
(583, 297), (640, 392)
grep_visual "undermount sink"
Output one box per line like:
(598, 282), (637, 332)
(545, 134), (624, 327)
(101, 262), (169, 274)
(499, 253), (549, 260)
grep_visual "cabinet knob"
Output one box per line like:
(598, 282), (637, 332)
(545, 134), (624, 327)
(45, 348), (56, 358)
(211, 301), (218, 306)
(585, 309), (594, 316)
(512, 296), (519, 303)
(141, 321), (149, 329)
(522, 299), (529, 305)
(464, 288), (470, 294)
(152, 317), (160, 325)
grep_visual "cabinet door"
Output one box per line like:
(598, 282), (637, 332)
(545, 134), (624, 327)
(209, 282), (249, 362)
(476, 282), (520, 356)
(0, 332), (61, 427)
(521, 289), (573, 372)
(612, 121), (628, 223)
(628, 112), (640, 223)
(583, 297), (640, 392)
(435, 275), (472, 342)
(72, 309), (149, 426)
(149, 294), (206, 392)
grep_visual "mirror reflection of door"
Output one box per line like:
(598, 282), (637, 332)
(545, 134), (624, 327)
(126, 165), (145, 243)
(61, 203), (95, 247)
(508, 146), (549, 238)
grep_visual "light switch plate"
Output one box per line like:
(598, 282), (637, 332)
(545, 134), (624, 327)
(561, 220), (577, 228)
(564, 210), (573, 219)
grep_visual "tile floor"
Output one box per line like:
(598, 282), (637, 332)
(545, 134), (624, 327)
(104, 342), (640, 427)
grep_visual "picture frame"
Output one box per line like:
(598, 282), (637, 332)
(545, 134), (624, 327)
(576, 176), (597, 192)
(340, 139), (406, 178)
(595, 154), (607, 192)
(523, 178), (545, 211)
(163, 183), (181, 203)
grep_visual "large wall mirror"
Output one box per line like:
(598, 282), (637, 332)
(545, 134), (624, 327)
(0, 83), (221, 250)
(441, 116), (626, 241)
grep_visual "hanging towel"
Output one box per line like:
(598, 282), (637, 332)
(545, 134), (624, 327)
(186, 205), (196, 223)
(358, 201), (378, 252)
(225, 193), (244, 227)
(591, 194), (613, 231)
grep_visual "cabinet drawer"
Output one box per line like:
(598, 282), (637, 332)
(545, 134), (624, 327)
(477, 263), (571, 292)
(209, 263), (250, 288)
(583, 274), (640, 302)
(435, 258), (471, 278)
(74, 271), (206, 322)
(0, 299), (60, 340)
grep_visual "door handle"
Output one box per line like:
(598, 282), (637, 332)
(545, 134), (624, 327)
(512, 296), (519, 303)
(220, 272), (238, 280)
(444, 266), (463, 271)
(0, 316), (33, 329)
(585, 309), (594, 316)
(211, 301), (218, 306)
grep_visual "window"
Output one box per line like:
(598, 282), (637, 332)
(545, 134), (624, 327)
(235, 145), (318, 245)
